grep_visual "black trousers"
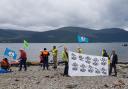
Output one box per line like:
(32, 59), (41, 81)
(64, 61), (69, 75)
(19, 59), (27, 71)
(109, 63), (117, 76)
(43, 60), (49, 70)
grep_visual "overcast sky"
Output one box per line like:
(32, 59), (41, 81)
(0, 0), (128, 31)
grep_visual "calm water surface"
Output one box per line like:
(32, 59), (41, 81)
(0, 43), (127, 62)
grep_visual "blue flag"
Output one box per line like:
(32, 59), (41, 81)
(4, 48), (17, 60)
(77, 35), (89, 43)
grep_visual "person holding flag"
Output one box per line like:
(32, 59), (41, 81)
(18, 48), (27, 71)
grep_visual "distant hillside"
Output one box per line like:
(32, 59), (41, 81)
(0, 27), (128, 43)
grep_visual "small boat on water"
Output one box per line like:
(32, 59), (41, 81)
(122, 44), (128, 47)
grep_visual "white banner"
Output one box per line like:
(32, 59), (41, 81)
(68, 51), (108, 76)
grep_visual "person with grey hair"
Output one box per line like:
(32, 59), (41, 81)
(109, 50), (118, 76)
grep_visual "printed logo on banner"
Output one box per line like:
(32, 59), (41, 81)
(101, 67), (107, 75)
(79, 55), (84, 61)
(72, 62), (78, 71)
(88, 65), (94, 73)
(85, 56), (91, 64)
(95, 68), (100, 74)
(80, 64), (86, 72)
(92, 58), (99, 66)
(71, 53), (77, 60)
(100, 57), (107, 66)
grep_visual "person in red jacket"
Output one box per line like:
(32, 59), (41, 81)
(18, 48), (27, 71)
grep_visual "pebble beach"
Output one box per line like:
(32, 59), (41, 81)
(0, 64), (128, 89)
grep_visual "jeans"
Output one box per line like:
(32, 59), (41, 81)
(19, 59), (27, 71)
(43, 60), (49, 70)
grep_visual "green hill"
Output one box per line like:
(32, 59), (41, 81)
(0, 27), (128, 43)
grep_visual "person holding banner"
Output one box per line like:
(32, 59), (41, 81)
(61, 47), (69, 76)
(18, 49), (27, 71)
(109, 50), (118, 76)
(102, 49), (110, 64)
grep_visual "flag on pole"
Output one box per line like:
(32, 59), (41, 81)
(23, 40), (29, 49)
(4, 48), (17, 60)
(77, 35), (89, 43)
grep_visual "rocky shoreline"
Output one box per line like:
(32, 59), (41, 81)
(0, 64), (128, 89)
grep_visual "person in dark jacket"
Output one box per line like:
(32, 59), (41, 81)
(18, 49), (27, 71)
(41, 48), (50, 70)
(109, 50), (118, 76)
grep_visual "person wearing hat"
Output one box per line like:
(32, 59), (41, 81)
(18, 48), (27, 71)
(1, 58), (10, 71)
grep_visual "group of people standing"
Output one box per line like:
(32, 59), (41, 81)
(102, 49), (118, 76)
(0, 46), (118, 77)
(39, 46), (69, 76)
(0, 46), (69, 76)
(0, 48), (27, 72)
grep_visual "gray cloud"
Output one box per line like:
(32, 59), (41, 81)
(0, 0), (128, 31)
